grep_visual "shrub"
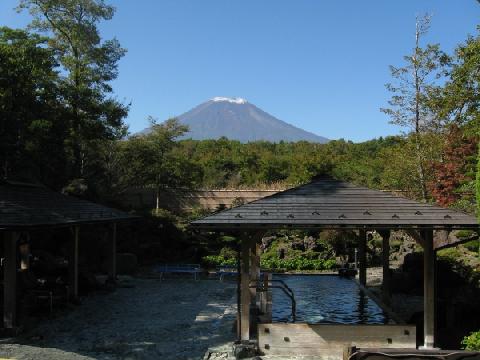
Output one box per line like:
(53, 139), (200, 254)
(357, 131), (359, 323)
(219, 246), (237, 259)
(456, 230), (476, 239)
(462, 330), (480, 350)
(437, 248), (480, 287)
(219, 235), (237, 243)
(464, 240), (479, 253)
(186, 206), (213, 221)
(260, 257), (336, 271)
(437, 247), (462, 262)
(202, 255), (236, 268)
(390, 239), (403, 252)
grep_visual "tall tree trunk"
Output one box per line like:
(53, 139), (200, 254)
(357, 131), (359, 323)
(414, 18), (428, 202)
(415, 135), (428, 202)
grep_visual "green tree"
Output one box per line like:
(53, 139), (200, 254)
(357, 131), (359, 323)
(432, 31), (480, 132)
(120, 118), (195, 211)
(18, 0), (128, 181)
(432, 30), (480, 217)
(0, 26), (68, 187)
(381, 15), (447, 201)
(477, 146), (480, 220)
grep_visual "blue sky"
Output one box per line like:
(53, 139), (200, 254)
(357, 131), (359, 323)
(1, 1), (479, 142)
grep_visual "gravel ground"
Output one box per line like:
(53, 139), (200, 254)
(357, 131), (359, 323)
(0, 278), (237, 360)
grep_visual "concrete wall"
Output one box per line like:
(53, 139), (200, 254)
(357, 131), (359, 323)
(120, 187), (282, 212)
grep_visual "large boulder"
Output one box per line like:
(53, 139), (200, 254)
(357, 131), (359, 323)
(304, 236), (321, 252)
(291, 238), (305, 251)
(261, 236), (276, 252)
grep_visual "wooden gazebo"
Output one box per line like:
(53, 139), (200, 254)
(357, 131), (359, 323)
(191, 176), (479, 353)
(0, 181), (135, 331)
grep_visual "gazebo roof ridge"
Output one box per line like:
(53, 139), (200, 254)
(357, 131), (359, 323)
(191, 176), (479, 230)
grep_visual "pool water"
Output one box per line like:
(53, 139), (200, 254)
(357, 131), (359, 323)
(271, 275), (388, 324)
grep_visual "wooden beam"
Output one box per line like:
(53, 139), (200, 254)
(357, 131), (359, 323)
(108, 223), (117, 280)
(358, 229), (367, 287)
(240, 234), (251, 341)
(379, 230), (391, 304)
(69, 226), (79, 299)
(258, 323), (417, 356)
(4, 232), (18, 329)
(422, 229), (436, 349)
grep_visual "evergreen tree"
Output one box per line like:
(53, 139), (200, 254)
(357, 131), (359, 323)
(18, 0), (129, 182)
(0, 27), (68, 187)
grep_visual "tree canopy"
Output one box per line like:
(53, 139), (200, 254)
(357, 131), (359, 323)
(18, 0), (129, 181)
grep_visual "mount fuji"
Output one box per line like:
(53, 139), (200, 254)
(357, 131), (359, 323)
(141, 97), (329, 143)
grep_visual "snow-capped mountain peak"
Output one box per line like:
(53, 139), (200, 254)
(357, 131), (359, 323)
(211, 97), (247, 104)
(140, 97), (329, 143)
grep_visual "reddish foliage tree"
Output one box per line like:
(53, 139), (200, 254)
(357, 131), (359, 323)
(429, 126), (478, 206)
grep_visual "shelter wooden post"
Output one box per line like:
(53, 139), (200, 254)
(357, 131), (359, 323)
(249, 241), (261, 335)
(69, 226), (80, 299)
(264, 273), (272, 323)
(236, 243), (241, 340)
(422, 229), (436, 349)
(240, 234), (251, 341)
(4, 232), (18, 329)
(358, 229), (367, 286)
(250, 242), (261, 306)
(380, 230), (391, 304)
(108, 223), (117, 280)
(19, 233), (30, 271)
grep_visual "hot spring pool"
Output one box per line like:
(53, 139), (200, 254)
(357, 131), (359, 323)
(271, 274), (388, 324)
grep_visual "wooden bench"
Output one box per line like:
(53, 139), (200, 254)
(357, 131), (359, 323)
(153, 264), (202, 280)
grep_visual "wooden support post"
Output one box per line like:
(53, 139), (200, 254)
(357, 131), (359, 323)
(108, 223), (117, 280)
(240, 236), (251, 341)
(358, 229), (367, 287)
(422, 229), (436, 349)
(380, 230), (391, 304)
(19, 233), (30, 271)
(236, 245), (241, 340)
(69, 226), (80, 299)
(4, 232), (18, 329)
(259, 272), (266, 315)
(249, 242), (261, 307)
(265, 273), (272, 323)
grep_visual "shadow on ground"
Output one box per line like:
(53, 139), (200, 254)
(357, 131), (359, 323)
(0, 278), (237, 360)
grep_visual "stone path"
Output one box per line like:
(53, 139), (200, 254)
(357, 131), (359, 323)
(0, 278), (237, 360)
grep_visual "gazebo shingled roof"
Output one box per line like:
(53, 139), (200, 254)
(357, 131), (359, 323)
(191, 176), (478, 230)
(0, 181), (134, 230)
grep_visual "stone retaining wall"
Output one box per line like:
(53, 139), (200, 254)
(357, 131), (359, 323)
(120, 188), (282, 212)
